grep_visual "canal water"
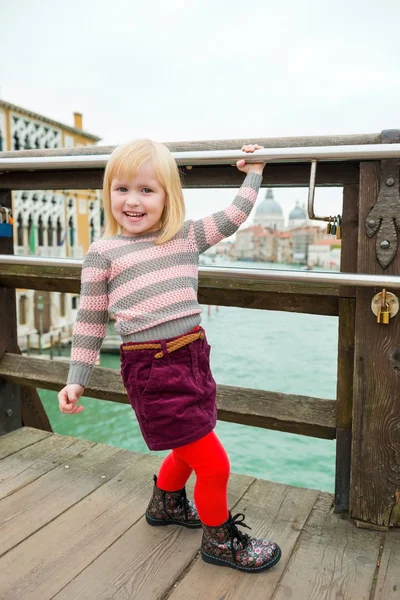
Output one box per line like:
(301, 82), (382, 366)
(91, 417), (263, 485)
(38, 261), (338, 493)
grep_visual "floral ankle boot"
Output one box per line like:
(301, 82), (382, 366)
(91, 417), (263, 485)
(145, 475), (201, 528)
(201, 512), (281, 572)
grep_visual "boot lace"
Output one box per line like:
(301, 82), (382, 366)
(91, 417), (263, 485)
(228, 513), (252, 563)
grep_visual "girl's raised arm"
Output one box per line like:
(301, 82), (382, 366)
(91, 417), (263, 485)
(189, 145), (265, 254)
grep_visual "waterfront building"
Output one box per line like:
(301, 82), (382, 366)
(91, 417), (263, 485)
(231, 225), (278, 261)
(308, 238), (342, 269)
(276, 231), (292, 263)
(290, 225), (325, 264)
(0, 100), (102, 351)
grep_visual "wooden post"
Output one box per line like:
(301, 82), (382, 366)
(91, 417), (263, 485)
(0, 189), (52, 435)
(350, 161), (400, 527)
(335, 184), (358, 512)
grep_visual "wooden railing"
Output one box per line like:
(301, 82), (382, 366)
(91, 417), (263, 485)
(1, 133), (400, 530)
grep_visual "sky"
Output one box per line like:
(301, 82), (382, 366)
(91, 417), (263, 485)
(1, 0), (400, 226)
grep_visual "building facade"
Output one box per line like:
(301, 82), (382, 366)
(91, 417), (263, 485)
(0, 100), (102, 351)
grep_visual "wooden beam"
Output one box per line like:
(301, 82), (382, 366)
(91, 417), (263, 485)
(350, 162), (400, 527)
(0, 353), (336, 440)
(0, 264), (344, 302)
(198, 288), (339, 315)
(0, 190), (52, 435)
(0, 132), (381, 159)
(0, 163), (359, 190)
(334, 184), (358, 513)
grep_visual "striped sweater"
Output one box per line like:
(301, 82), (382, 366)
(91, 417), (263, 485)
(67, 171), (262, 386)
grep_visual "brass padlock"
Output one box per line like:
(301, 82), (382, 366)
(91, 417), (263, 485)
(372, 289), (399, 323)
(377, 302), (390, 324)
(326, 217), (331, 234)
(336, 215), (342, 240)
(376, 289), (390, 324)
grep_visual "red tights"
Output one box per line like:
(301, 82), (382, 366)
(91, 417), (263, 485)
(157, 431), (230, 526)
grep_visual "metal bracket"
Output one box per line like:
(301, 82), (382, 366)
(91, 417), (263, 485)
(366, 130), (400, 269)
(307, 160), (331, 223)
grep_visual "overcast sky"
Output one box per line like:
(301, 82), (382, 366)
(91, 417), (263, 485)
(1, 0), (399, 225)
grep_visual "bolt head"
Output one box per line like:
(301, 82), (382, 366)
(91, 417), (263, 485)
(380, 239), (390, 249)
(5, 409), (13, 417)
(368, 219), (376, 227)
(386, 177), (395, 186)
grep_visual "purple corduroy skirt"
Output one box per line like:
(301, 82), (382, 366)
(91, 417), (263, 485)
(120, 327), (217, 451)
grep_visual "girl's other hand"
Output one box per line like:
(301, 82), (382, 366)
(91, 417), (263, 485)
(236, 144), (265, 175)
(58, 384), (85, 414)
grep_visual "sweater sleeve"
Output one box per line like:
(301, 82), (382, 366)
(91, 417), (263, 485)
(66, 246), (110, 387)
(189, 171), (262, 254)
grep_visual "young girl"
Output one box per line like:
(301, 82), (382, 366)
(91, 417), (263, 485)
(58, 140), (281, 573)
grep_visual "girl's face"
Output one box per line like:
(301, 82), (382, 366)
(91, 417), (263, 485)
(110, 161), (166, 236)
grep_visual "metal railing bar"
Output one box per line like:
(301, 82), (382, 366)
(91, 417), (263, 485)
(1, 144), (400, 171)
(1, 255), (400, 289)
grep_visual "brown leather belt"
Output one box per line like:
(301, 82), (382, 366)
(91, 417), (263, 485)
(122, 331), (205, 359)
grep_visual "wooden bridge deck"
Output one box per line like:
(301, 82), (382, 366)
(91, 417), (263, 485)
(0, 428), (399, 600)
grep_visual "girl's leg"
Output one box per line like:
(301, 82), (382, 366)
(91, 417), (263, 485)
(174, 431), (230, 526)
(157, 451), (193, 491)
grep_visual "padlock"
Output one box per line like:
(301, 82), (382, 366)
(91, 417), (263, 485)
(326, 218), (332, 234)
(0, 207), (13, 238)
(377, 302), (390, 324)
(336, 215), (342, 240)
(331, 217), (337, 236)
(377, 289), (390, 324)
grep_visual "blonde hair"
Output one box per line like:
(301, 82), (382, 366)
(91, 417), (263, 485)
(102, 139), (185, 244)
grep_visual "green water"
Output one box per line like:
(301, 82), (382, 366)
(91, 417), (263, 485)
(39, 262), (338, 493)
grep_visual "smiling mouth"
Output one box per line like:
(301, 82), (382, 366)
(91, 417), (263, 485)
(125, 211), (146, 220)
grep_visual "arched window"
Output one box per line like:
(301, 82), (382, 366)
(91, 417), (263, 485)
(13, 132), (20, 150)
(17, 213), (23, 246)
(47, 217), (53, 246)
(68, 216), (75, 247)
(38, 216), (44, 246)
(56, 218), (63, 246)
(19, 295), (27, 325)
(90, 218), (95, 243)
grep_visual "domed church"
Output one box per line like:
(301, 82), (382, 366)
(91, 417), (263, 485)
(253, 189), (285, 230)
(288, 201), (308, 228)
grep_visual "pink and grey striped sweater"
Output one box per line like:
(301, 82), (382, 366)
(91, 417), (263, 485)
(67, 171), (262, 386)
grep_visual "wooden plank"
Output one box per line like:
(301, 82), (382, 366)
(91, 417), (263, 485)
(0, 434), (96, 500)
(0, 189), (21, 435)
(0, 163), (359, 190)
(0, 132), (381, 159)
(0, 264), (82, 294)
(52, 472), (254, 600)
(0, 441), (134, 555)
(0, 426), (51, 460)
(0, 451), (157, 600)
(351, 162), (400, 527)
(168, 480), (319, 600)
(374, 528), (400, 599)
(335, 184), (358, 513)
(0, 354), (337, 439)
(272, 493), (383, 600)
(0, 263), (342, 299)
(198, 288), (339, 315)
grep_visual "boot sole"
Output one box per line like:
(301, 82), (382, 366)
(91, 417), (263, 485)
(201, 546), (282, 572)
(145, 513), (202, 529)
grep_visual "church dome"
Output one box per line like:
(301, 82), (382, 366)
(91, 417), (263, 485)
(289, 201), (306, 220)
(255, 189), (283, 216)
